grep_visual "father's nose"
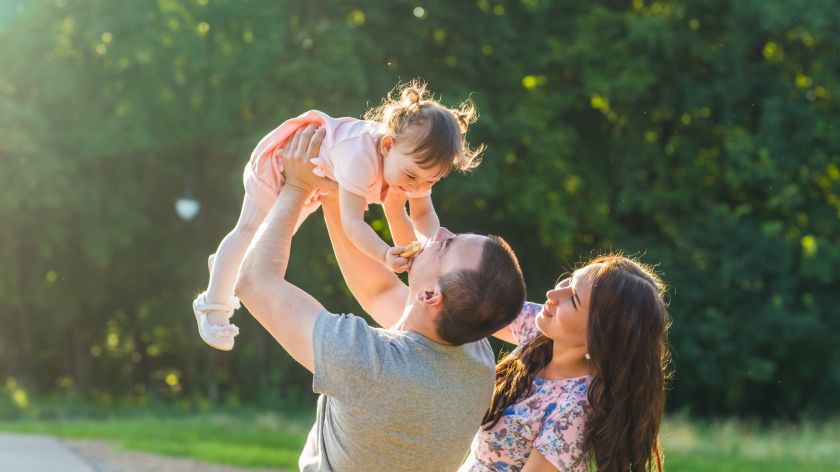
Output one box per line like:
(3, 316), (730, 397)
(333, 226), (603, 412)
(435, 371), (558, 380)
(432, 226), (454, 242)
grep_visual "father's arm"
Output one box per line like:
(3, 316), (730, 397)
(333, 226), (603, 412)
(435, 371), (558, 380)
(235, 127), (326, 373)
(321, 195), (409, 328)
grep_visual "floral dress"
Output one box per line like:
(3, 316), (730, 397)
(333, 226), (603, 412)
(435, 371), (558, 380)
(460, 302), (591, 472)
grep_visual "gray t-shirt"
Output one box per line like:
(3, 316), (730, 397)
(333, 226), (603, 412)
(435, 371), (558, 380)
(299, 311), (496, 472)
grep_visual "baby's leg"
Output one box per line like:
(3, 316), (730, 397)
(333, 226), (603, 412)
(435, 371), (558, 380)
(205, 195), (266, 325)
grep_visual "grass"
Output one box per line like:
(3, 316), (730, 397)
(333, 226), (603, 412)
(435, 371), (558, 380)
(661, 415), (840, 471)
(1, 409), (839, 471)
(0, 409), (313, 470)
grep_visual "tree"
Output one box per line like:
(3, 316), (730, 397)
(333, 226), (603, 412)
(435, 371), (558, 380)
(1, 0), (838, 418)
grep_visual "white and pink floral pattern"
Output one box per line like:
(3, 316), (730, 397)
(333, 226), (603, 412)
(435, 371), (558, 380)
(461, 302), (591, 472)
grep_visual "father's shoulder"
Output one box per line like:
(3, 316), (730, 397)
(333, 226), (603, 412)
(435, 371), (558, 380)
(315, 311), (397, 346)
(460, 337), (496, 370)
(315, 310), (369, 330)
(452, 339), (496, 391)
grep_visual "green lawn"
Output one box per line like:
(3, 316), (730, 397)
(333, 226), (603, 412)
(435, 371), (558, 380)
(661, 416), (840, 471)
(0, 411), (838, 471)
(0, 410), (313, 469)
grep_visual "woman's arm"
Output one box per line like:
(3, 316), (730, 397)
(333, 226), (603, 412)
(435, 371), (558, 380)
(382, 188), (416, 247)
(491, 324), (517, 344)
(491, 301), (545, 345)
(521, 449), (560, 472)
(408, 195), (440, 240)
(339, 188), (410, 272)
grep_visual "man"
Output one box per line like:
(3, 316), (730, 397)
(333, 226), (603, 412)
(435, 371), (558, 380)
(236, 125), (526, 471)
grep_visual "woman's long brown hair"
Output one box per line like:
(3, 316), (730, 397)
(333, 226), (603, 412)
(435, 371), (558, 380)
(482, 254), (672, 471)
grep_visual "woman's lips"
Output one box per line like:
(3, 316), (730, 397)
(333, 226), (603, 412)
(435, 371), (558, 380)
(541, 304), (554, 318)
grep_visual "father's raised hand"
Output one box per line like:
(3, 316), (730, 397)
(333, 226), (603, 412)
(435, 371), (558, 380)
(280, 125), (333, 194)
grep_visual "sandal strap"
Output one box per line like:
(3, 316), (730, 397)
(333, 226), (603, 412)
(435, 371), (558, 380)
(198, 302), (234, 313)
(194, 292), (240, 314)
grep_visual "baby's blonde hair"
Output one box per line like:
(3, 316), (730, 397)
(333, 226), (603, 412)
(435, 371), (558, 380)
(365, 80), (485, 174)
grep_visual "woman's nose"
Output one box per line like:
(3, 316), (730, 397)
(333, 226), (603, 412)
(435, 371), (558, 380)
(546, 286), (567, 300)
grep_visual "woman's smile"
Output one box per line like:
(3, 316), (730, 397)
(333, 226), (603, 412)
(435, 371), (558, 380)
(541, 303), (555, 318)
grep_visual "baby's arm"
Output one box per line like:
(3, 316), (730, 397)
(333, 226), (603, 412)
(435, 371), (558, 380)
(383, 189), (416, 247)
(408, 195), (440, 240)
(339, 188), (411, 272)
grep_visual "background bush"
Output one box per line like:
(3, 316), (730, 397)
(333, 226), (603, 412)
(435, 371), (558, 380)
(1, 0), (838, 419)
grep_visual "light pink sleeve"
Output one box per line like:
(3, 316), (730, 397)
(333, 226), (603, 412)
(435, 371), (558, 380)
(534, 396), (590, 471)
(328, 137), (378, 199)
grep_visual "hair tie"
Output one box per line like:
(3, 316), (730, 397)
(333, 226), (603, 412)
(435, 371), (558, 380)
(402, 87), (422, 112)
(454, 111), (469, 133)
(405, 88), (420, 104)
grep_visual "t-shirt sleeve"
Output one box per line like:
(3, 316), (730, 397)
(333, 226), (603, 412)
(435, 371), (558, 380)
(508, 302), (544, 345)
(328, 137), (379, 199)
(534, 398), (589, 471)
(312, 311), (383, 402)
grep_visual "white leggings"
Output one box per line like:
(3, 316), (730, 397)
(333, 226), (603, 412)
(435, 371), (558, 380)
(205, 194), (320, 314)
(204, 196), (267, 312)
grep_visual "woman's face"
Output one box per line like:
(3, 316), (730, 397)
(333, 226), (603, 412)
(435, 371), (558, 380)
(535, 263), (600, 349)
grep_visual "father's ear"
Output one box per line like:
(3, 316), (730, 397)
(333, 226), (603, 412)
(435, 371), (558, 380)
(416, 288), (443, 308)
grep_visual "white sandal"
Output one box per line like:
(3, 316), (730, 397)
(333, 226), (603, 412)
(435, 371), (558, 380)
(193, 292), (240, 351)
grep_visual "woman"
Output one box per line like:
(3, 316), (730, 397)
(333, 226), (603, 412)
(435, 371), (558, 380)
(460, 255), (672, 471)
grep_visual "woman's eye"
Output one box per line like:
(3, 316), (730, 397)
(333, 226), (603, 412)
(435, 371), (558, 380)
(407, 175), (417, 180)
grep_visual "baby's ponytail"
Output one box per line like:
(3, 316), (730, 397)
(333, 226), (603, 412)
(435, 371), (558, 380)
(365, 79), (484, 173)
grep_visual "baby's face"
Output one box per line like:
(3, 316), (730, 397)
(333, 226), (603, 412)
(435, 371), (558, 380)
(382, 138), (446, 195)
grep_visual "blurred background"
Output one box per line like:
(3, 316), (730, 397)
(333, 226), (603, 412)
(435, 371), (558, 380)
(1, 0), (838, 470)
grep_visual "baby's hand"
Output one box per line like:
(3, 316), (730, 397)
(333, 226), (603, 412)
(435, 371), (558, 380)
(384, 246), (412, 273)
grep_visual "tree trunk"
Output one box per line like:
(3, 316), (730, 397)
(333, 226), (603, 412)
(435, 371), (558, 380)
(71, 323), (92, 396)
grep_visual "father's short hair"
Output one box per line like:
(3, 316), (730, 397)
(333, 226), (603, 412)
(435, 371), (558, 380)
(435, 235), (526, 346)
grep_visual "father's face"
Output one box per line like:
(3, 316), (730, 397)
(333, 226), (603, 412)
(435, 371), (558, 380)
(408, 227), (485, 289)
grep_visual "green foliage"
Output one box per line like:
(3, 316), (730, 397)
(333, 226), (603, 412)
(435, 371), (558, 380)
(0, 0), (838, 419)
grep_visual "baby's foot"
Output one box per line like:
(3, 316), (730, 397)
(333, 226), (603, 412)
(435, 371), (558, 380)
(207, 310), (229, 326)
(193, 292), (239, 351)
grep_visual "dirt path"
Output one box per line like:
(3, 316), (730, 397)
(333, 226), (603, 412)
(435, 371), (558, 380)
(65, 438), (285, 472)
